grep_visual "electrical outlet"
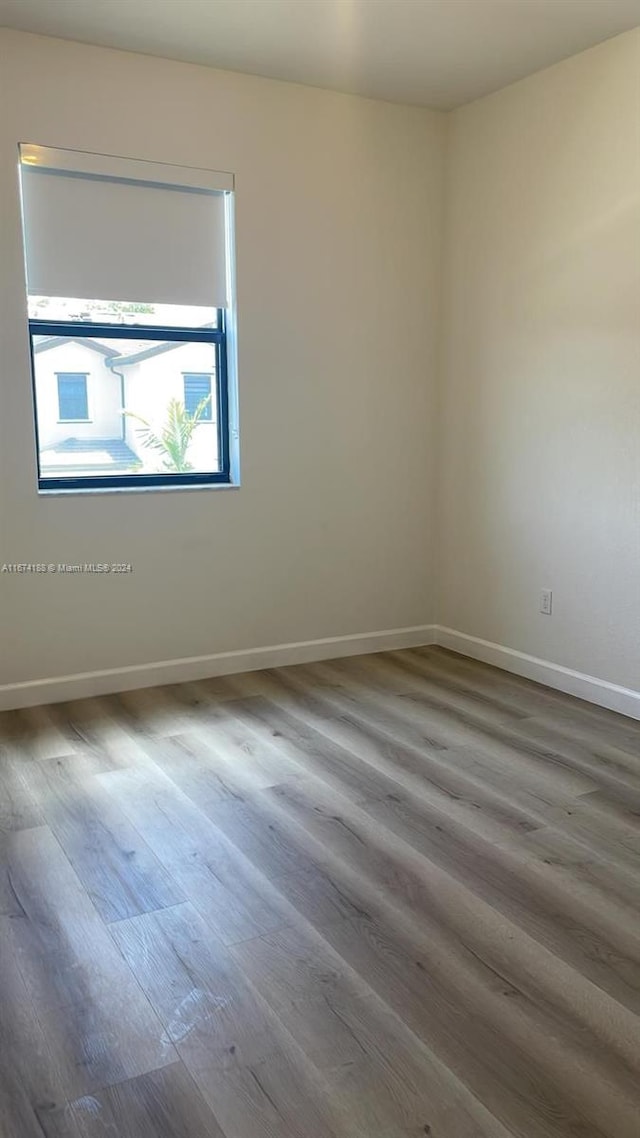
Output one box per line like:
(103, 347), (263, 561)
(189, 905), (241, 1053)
(540, 589), (553, 616)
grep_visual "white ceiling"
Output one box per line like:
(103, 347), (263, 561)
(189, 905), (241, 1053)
(1, 0), (639, 110)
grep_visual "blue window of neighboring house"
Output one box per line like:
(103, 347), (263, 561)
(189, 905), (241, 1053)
(57, 373), (89, 421)
(184, 373), (213, 420)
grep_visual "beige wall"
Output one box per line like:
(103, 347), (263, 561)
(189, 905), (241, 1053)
(438, 29), (640, 691)
(0, 30), (444, 686)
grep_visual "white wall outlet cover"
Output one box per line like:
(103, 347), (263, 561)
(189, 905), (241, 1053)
(540, 589), (553, 616)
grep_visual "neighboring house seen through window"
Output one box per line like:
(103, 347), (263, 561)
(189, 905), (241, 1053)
(57, 373), (89, 422)
(18, 144), (237, 491)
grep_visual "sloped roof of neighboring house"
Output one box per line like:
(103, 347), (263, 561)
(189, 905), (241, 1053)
(108, 341), (186, 366)
(33, 336), (121, 358)
(32, 335), (190, 367)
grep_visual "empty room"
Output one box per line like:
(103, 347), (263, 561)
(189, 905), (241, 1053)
(0, 1), (639, 1135)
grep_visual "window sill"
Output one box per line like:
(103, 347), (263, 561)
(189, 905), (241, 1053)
(38, 481), (239, 497)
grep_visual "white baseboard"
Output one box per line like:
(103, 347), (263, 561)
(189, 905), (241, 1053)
(0, 624), (437, 710)
(3, 621), (638, 721)
(435, 626), (640, 722)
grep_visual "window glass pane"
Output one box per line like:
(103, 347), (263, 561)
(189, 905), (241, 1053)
(32, 335), (219, 480)
(28, 295), (218, 329)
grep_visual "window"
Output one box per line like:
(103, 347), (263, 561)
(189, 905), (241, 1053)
(183, 374), (213, 420)
(19, 145), (237, 491)
(57, 374), (89, 422)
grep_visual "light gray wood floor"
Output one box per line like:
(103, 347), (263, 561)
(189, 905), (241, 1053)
(1, 646), (639, 1137)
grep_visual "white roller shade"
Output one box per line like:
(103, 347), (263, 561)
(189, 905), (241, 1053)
(19, 146), (233, 309)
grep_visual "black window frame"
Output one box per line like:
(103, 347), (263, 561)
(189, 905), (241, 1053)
(56, 372), (90, 423)
(183, 372), (214, 421)
(29, 311), (230, 491)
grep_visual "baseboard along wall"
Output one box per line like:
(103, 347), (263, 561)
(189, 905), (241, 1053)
(2, 622), (639, 720)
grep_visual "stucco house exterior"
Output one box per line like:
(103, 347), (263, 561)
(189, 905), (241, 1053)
(32, 335), (219, 477)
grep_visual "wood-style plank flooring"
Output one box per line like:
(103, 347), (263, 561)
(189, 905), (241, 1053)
(1, 646), (639, 1137)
